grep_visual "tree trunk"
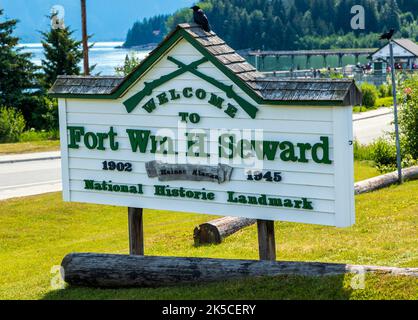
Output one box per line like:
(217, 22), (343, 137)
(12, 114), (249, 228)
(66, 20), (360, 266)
(61, 253), (418, 288)
(194, 217), (256, 245)
(355, 166), (418, 195)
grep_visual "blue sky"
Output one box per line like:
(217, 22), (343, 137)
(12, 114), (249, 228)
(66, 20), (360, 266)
(0, 0), (195, 42)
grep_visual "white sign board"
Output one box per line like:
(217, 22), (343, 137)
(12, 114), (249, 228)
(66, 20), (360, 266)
(57, 36), (355, 228)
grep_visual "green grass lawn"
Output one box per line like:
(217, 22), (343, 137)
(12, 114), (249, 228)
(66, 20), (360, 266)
(0, 140), (60, 155)
(0, 175), (417, 300)
(354, 160), (381, 182)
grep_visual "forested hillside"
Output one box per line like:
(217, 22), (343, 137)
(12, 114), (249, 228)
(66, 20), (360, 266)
(124, 0), (418, 50)
(124, 15), (169, 47)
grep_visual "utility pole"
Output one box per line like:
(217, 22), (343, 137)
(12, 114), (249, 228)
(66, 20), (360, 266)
(389, 40), (403, 183)
(81, 0), (90, 75)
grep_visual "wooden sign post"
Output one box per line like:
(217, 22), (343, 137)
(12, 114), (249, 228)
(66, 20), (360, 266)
(257, 220), (276, 261)
(128, 207), (144, 256)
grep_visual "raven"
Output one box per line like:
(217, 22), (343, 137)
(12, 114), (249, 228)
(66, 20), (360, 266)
(191, 5), (211, 32)
(380, 29), (395, 40)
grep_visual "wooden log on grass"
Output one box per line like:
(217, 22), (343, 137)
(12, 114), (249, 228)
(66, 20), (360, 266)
(355, 166), (418, 195)
(194, 216), (256, 244)
(192, 166), (418, 246)
(61, 253), (418, 288)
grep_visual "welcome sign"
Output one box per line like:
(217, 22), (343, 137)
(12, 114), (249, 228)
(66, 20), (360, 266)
(51, 24), (358, 227)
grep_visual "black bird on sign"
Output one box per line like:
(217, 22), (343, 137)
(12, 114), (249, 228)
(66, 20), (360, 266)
(380, 29), (395, 40)
(191, 5), (211, 32)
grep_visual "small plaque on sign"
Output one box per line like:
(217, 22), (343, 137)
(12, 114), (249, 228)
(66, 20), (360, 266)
(146, 161), (233, 184)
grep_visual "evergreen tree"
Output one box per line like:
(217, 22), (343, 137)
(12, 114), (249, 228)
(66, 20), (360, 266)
(41, 17), (83, 89)
(380, 0), (401, 31)
(125, 0), (418, 51)
(0, 9), (39, 110)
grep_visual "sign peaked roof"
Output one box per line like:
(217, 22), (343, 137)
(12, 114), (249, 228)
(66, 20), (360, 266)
(50, 23), (361, 106)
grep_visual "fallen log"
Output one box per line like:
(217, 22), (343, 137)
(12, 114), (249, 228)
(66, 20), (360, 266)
(61, 253), (418, 288)
(194, 216), (256, 245)
(355, 166), (418, 195)
(194, 166), (418, 245)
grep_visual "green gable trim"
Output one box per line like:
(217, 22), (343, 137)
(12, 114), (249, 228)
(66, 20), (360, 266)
(123, 56), (209, 113)
(50, 25), (353, 107)
(123, 56), (259, 118)
(178, 30), (265, 105)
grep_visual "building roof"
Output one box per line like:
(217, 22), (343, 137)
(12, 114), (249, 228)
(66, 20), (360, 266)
(50, 23), (361, 106)
(252, 79), (361, 105)
(393, 39), (418, 57)
(371, 38), (418, 58)
(50, 76), (124, 95)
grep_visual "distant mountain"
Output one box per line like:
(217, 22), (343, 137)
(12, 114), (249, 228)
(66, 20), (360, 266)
(0, 0), (194, 43)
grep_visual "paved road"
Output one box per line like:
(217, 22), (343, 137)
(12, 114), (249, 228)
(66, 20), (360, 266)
(353, 108), (394, 145)
(0, 109), (395, 201)
(0, 158), (61, 201)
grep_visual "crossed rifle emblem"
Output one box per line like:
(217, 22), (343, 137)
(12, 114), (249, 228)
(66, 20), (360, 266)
(123, 56), (259, 119)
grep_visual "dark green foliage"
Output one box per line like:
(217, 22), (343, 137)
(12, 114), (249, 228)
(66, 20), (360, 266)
(354, 136), (417, 173)
(371, 138), (398, 171)
(37, 16), (85, 131)
(41, 20), (83, 89)
(360, 83), (379, 108)
(0, 9), (40, 112)
(399, 76), (418, 159)
(124, 15), (169, 48)
(125, 0), (418, 50)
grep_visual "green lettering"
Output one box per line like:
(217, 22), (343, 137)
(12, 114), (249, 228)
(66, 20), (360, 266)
(312, 137), (332, 164)
(248, 196), (258, 205)
(297, 143), (312, 163)
(183, 87), (193, 98)
(96, 133), (108, 151)
(157, 92), (169, 105)
(302, 198), (314, 210)
(142, 98), (157, 113)
(227, 191), (237, 203)
(224, 103), (238, 118)
(84, 132), (98, 150)
(280, 141), (298, 162)
(258, 194), (267, 205)
(68, 126), (85, 149)
(208, 93), (224, 109)
(263, 141), (281, 161)
(126, 129), (151, 153)
(195, 89), (207, 100)
(169, 89), (181, 100)
(109, 127), (119, 151)
(154, 185), (166, 196)
(284, 199), (294, 208)
(84, 180), (94, 190)
(268, 198), (283, 207)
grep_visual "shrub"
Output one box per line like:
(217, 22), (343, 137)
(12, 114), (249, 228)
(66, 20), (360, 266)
(378, 84), (389, 98)
(355, 138), (416, 173)
(353, 140), (374, 161)
(375, 97), (393, 108)
(371, 138), (397, 172)
(28, 96), (59, 131)
(399, 76), (418, 159)
(378, 83), (393, 98)
(115, 53), (141, 76)
(0, 107), (26, 143)
(361, 83), (379, 108)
